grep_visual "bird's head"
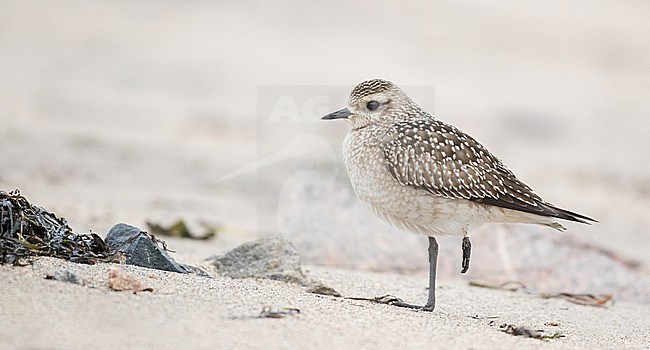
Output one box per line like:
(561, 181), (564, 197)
(322, 79), (416, 129)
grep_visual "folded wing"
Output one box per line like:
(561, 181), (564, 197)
(382, 119), (595, 224)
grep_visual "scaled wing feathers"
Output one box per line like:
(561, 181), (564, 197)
(381, 119), (557, 217)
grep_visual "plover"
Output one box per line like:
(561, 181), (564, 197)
(322, 79), (596, 311)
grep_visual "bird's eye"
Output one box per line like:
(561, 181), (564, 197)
(366, 100), (380, 111)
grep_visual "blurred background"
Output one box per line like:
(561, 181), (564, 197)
(1, 1), (648, 301)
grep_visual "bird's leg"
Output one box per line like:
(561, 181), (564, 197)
(461, 231), (471, 274)
(381, 237), (439, 312)
(423, 236), (439, 311)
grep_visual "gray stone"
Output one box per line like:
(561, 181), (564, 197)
(105, 223), (190, 273)
(210, 236), (308, 284)
(45, 268), (84, 285)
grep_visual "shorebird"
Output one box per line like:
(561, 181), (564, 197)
(322, 79), (596, 311)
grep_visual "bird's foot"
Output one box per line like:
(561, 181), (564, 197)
(371, 295), (434, 312)
(461, 236), (472, 273)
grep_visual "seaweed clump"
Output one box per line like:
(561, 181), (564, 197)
(0, 189), (117, 265)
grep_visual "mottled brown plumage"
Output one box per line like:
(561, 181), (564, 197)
(383, 118), (593, 224)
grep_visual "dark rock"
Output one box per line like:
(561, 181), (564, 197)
(209, 236), (308, 284)
(105, 223), (189, 273)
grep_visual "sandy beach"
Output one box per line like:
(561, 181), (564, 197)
(1, 256), (648, 350)
(1, 1), (649, 349)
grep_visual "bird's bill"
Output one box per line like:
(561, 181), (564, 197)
(321, 108), (352, 120)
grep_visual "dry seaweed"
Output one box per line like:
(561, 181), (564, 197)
(306, 284), (342, 297)
(469, 279), (613, 308)
(469, 315), (499, 320)
(231, 307), (301, 320)
(469, 280), (526, 292)
(345, 294), (407, 306)
(0, 189), (119, 265)
(539, 293), (613, 307)
(258, 307), (300, 318)
(500, 324), (564, 340)
(146, 219), (218, 240)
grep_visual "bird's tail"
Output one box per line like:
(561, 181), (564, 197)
(542, 203), (598, 225)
